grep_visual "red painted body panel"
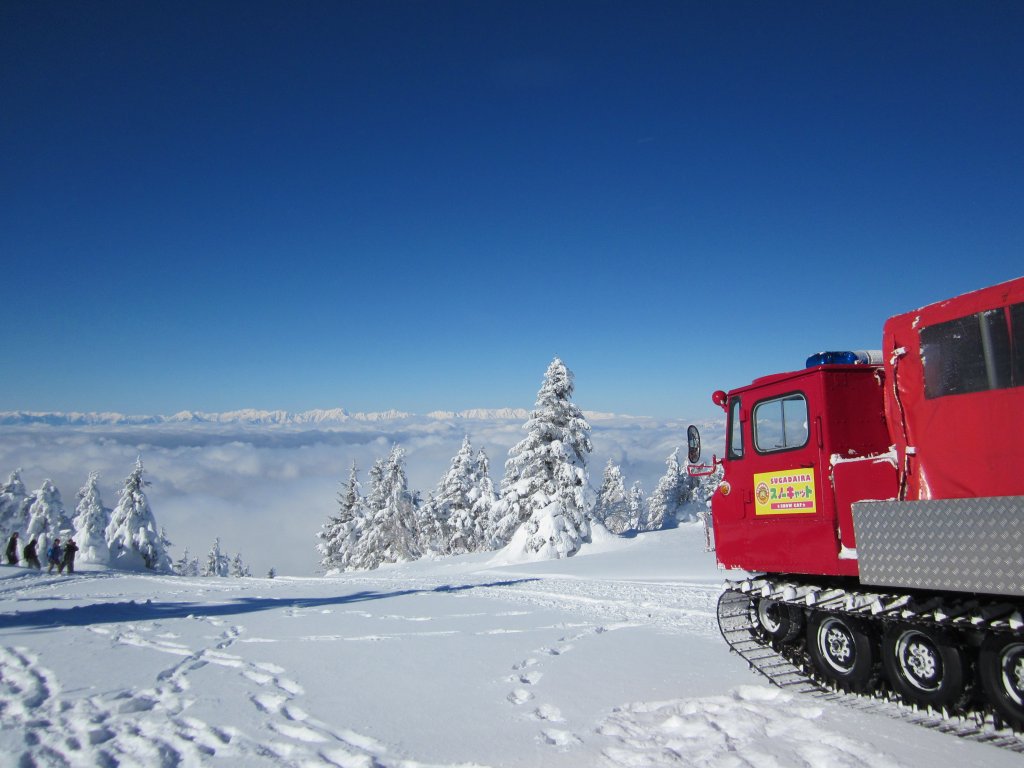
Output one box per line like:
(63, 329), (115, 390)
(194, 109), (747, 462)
(881, 276), (1024, 501)
(712, 366), (891, 577)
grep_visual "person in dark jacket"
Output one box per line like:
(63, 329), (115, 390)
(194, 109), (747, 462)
(61, 539), (79, 574)
(47, 538), (63, 574)
(5, 532), (18, 565)
(23, 538), (41, 569)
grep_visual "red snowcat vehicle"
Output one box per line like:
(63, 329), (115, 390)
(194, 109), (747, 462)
(693, 276), (1024, 735)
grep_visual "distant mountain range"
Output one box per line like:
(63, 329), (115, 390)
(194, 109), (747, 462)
(0, 407), (623, 427)
(0, 407), (662, 427)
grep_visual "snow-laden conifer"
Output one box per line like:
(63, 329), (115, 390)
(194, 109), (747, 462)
(628, 481), (646, 533)
(420, 436), (492, 556)
(204, 537), (230, 577)
(106, 458), (172, 571)
(0, 469), (29, 540)
(24, 479), (72, 556)
(470, 448), (497, 548)
(72, 471), (110, 564)
(693, 462), (725, 509)
(174, 547), (200, 576)
(646, 449), (697, 530)
(349, 446), (420, 570)
(493, 358), (593, 559)
(594, 459), (631, 534)
(231, 553), (247, 577)
(317, 462), (366, 572)
(364, 457), (387, 517)
(416, 491), (449, 556)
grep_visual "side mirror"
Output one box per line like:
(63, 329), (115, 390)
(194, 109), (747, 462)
(687, 425), (701, 464)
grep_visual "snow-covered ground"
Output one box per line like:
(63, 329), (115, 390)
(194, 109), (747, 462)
(0, 525), (1013, 767)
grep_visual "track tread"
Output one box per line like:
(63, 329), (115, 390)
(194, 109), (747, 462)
(718, 581), (1024, 753)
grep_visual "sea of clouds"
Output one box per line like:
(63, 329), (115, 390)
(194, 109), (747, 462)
(0, 412), (725, 577)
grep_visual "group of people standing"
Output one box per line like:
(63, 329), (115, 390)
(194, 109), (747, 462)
(4, 532), (79, 574)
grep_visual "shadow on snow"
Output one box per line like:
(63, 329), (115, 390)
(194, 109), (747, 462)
(0, 578), (540, 631)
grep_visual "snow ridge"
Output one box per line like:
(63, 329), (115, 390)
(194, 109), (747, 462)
(0, 409), (413, 427)
(0, 408), (643, 427)
(0, 407), (676, 428)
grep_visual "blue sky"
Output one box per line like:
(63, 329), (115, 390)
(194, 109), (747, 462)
(2, 1), (1022, 419)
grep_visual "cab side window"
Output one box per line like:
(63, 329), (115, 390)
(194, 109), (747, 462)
(753, 393), (808, 453)
(920, 303), (1024, 398)
(727, 398), (744, 459)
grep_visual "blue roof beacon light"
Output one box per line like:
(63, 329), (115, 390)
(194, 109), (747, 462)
(805, 350), (884, 368)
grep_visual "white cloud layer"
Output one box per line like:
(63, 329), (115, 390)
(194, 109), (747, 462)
(0, 414), (724, 577)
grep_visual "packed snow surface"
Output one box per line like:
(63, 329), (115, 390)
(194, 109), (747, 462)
(0, 526), (1012, 767)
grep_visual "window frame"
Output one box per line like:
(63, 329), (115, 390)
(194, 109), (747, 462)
(727, 396), (744, 460)
(920, 302), (1024, 399)
(752, 391), (810, 455)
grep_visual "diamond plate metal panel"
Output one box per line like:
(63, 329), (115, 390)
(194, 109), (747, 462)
(853, 497), (1024, 597)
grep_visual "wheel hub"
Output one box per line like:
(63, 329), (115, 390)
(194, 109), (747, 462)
(819, 619), (856, 673)
(1001, 644), (1024, 705)
(757, 600), (782, 634)
(895, 631), (942, 691)
(906, 642), (937, 680)
(826, 628), (852, 661)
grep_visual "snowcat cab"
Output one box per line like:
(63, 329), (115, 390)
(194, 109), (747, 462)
(709, 352), (896, 578)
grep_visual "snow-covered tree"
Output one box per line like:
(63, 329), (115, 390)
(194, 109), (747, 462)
(693, 462), (725, 509)
(627, 481), (646, 533)
(317, 462), (366, 572)
(365, 456), (388, 520)
(72, 471), (110, 564)
(0, 469), (29, 540)
(349, 446), (420, 570)
(492, 358), (593, 559)
(106, 458), (172, 572)
(420, 436), (492, 557)
(159, 526), (173, 558)
(416, 491), (449, 556)
(471, 448), (497, 546)
(203, 537), (230, 577)
(593, 460), (631, 534)
(24, 479), (72, 556)
(646, 449), (697, 530)
(231, 553), (248, 577)
(174, 547), (200, 576)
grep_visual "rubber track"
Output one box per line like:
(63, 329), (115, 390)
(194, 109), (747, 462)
(717, 582), (1024, 753)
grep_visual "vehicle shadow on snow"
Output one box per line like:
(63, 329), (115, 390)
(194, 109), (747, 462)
(0, 578), (540, 631)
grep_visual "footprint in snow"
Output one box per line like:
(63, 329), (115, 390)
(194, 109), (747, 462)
(269, 721), (328, 743)
(541, 728), (582, 748)
(508, 688), (534, 705)
(533, 704), (564, 722)
(252, 692), (288, 714)
(517, 670), (542, 686)
(244, 670), (274, 685)
(512, 658), (538, 671)
(540, 644), (572, 656)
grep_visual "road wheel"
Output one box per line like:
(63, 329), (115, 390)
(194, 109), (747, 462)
(807, 611), (876, 692)
(979, 635), (1024, 731)
(882, 625), (967, 708)
(753, 597), (802, 643)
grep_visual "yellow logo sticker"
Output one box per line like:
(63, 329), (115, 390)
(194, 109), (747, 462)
(753, 470), (816, 515)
